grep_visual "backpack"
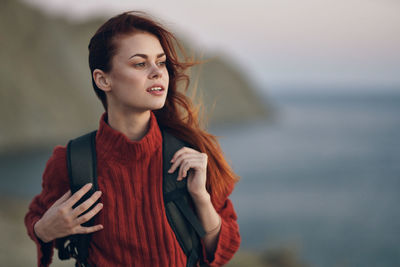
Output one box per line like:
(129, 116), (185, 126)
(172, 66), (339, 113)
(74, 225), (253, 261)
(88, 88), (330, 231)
(55, 128), (207, 267)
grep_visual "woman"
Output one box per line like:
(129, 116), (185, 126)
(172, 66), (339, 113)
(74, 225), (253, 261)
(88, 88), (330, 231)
(25, 11), (241, 267)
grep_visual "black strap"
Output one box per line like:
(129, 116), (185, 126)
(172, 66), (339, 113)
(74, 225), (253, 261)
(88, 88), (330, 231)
(56, 131), (98, 267)
(161, 129), (207, 267)
(174, 198), (206, 238)
(66, 130), (98, 197)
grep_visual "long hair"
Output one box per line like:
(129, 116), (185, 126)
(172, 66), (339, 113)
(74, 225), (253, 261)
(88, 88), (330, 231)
(88, 11), (239, 206)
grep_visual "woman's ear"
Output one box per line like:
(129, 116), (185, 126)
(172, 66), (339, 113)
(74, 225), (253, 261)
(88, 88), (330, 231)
(93, 69), (112, 92)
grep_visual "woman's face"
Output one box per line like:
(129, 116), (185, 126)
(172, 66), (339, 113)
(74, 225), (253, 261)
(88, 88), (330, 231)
(106, 31), (169, 112)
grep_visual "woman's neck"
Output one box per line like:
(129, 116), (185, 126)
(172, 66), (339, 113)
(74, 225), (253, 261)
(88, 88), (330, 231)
(106, 109), (151, 141)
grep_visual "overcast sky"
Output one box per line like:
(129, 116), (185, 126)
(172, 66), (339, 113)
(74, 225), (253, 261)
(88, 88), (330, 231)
(24, 0), (400, 93)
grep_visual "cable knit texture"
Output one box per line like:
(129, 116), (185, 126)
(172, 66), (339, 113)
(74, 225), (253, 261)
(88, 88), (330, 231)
(24, 111), (241, 267)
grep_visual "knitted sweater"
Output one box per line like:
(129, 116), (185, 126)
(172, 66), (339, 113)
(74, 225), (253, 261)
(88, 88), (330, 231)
(24, 111), (241, 267)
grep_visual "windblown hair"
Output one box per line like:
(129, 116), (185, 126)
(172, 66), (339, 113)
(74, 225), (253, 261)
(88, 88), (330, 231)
(88, 11), (239, 205)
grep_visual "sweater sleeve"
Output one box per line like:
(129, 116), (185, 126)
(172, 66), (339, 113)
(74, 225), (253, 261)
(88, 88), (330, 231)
(24, 145), (70, 267)
(200, 183), (241, 267)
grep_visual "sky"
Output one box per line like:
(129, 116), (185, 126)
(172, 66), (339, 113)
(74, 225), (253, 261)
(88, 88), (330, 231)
(24, 0), (400, 93)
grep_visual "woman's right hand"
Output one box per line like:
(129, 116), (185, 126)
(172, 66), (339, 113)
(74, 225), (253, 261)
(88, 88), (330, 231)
(34, 183), (104, 243)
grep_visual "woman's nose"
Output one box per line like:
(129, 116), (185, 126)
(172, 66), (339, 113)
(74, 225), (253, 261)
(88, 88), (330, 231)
(149, 64), (163, 79)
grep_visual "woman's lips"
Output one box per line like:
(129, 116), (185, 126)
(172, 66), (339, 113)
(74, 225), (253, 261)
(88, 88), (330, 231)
(146, 85), (165, 96)
(147, 89), (165, 96)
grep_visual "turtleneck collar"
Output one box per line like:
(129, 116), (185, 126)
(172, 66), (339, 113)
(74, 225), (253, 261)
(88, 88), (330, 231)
(96, 111), (162, 162)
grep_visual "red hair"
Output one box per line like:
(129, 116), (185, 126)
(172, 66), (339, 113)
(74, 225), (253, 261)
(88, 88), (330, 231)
(88, 11), (240, 205)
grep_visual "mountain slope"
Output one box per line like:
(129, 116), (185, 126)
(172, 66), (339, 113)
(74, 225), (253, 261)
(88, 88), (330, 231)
(0, 0), (269, 151)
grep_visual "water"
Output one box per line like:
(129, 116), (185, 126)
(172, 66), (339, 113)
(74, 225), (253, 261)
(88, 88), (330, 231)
(1, 91), (400, 266)
(210, 91), (400, 266)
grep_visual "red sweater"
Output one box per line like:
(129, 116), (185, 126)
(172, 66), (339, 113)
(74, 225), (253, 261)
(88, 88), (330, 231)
(25, 111), (241, 267)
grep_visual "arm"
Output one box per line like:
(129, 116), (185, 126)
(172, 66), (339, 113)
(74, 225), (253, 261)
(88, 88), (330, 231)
(192, 193), (221, 258)
(24, 146), (69, 267)
(192, 186), (241, 266)
(24, 146), (104, 267)
(168, 147), (241, 267)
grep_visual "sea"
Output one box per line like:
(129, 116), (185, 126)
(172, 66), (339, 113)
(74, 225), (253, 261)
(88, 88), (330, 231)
(1, 90), (400, 266)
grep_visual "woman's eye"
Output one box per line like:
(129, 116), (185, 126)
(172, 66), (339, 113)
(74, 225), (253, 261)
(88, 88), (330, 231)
(134, 61), (166, 68)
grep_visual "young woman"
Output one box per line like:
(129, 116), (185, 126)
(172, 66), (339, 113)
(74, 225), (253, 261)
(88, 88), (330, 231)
(25, 11), (241, 267)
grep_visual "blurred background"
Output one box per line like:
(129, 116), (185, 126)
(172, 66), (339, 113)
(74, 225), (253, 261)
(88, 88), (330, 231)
(1, 0), (399, 266)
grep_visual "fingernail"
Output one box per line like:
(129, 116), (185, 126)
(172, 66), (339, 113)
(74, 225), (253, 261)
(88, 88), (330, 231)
(168, 169), (172, 173)
(86, 183), (93, 188)
(170, 159), (174, 163)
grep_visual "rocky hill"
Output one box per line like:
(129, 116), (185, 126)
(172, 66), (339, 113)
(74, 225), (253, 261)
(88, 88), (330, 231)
(0, 0), (269, 152)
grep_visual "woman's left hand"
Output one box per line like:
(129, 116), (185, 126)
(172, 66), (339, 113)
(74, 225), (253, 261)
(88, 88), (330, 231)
(168, 147), (209, 199)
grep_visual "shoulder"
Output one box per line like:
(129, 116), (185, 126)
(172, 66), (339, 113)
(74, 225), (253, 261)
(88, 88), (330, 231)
(46, 145), (67, 168)
(41, 145), (69, 187)
(33, 145), (70, 209)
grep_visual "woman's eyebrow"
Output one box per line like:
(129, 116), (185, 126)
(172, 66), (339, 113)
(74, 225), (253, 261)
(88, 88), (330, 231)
(129, 53), (166, 59)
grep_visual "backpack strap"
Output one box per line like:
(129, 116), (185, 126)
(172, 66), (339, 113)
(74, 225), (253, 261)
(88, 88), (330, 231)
(56, 130), (98, 267)
(161, 128), (207, 267)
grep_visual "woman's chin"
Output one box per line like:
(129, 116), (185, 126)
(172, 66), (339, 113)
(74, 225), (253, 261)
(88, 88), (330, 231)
(149, 101), (166, 110)
(122, 100), (166, 112)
